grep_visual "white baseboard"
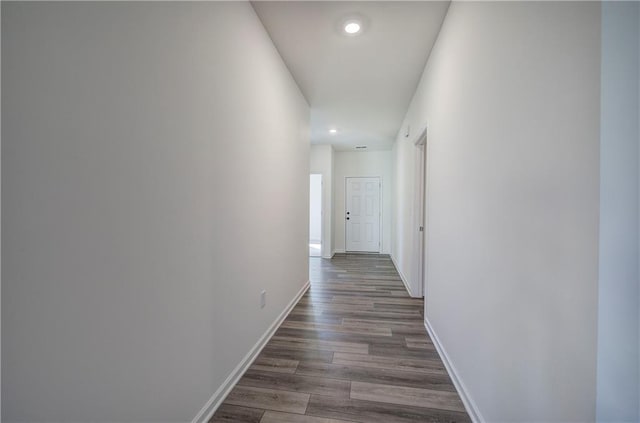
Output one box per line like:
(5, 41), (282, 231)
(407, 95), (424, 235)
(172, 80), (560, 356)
(333, 248), (345, 254)
(424, 318), (484, 423)
(191, 280), (310, 423)
(321, 248), (335, 259)
(390, 254), (417, 297)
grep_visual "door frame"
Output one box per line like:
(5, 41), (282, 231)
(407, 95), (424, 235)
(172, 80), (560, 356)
(309, 173), (323, 257)
(344, 176), (382, 253)
(413, 127), (428, 298)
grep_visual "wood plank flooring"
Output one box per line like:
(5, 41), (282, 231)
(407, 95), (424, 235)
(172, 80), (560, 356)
(210, 254), (470, 423)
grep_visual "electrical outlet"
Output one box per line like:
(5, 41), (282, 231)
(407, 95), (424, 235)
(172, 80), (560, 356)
(260, 290), (266, 309)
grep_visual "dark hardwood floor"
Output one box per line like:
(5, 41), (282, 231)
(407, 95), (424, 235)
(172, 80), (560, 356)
(210, 254), (470, 423)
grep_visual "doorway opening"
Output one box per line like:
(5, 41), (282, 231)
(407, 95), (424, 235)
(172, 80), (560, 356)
(309, 174), (322, 257)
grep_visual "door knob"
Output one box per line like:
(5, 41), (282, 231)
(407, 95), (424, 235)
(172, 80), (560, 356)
(346, 217), (350, 220)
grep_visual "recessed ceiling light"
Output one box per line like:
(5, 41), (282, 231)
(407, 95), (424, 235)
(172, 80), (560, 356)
(344, 21), (361, 34)
(335, 14), (368, 37)
(329, 129), (337, 134)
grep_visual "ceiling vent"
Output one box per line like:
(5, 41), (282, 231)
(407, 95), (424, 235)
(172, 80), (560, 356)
(355, 146), (367, 150)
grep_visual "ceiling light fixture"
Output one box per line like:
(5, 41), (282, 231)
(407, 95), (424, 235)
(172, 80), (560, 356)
(344, 21), (361, 34)
(329, 129), (337, 134)
(335, 13), (369, 37)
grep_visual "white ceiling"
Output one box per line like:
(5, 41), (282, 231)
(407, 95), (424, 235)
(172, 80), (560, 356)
(252, 1), (450, 151)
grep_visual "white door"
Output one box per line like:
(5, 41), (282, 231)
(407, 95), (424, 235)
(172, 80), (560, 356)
(345, 177), (381, 252)
(412, 138), (426, 298)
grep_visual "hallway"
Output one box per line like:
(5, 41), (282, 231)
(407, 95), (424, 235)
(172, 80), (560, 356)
(2, 2), (638, 421)
(211, 255), (470, 422)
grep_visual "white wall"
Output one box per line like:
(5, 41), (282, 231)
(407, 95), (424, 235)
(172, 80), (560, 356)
(1, 3), (309, 422)
(334, 151), (392, 254)
(393, 2), (601, 421)
(596, 2), (640, 421)
(332, 148), (336, 255)
(309, 174), (322, 243)
(310, 145), (334, 258)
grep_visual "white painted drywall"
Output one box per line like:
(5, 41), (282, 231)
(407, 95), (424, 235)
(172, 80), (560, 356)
(393, 2), (601, 421)
(309, 174), (322, 243)
(331, 146), (336, 255)
(596, 2), (640, 421)
(310, 145), (334, 258)
(334, 151), (392, 254)
(1, 3), (309, 422)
